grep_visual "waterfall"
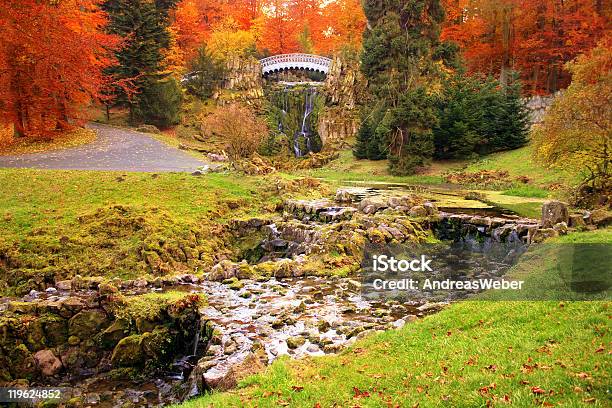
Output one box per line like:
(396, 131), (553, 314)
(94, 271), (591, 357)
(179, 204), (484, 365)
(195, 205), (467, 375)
(272, 85), (322, 157)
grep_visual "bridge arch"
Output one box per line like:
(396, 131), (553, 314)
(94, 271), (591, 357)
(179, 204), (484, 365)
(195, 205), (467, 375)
(260, 53), (332, 76)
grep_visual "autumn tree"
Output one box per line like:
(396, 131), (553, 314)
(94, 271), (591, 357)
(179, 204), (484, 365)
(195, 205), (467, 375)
(441, 0), (608, 93)
(533, 41), (611, 206)
(202, 104), (268, 161)
(0, 0), (119, 137)
(259, 0), (299, 54)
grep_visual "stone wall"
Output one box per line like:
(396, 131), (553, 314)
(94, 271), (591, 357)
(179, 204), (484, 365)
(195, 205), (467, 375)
(523, 92), (561, 126)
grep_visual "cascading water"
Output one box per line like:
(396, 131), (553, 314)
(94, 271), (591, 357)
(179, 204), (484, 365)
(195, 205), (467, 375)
(294, 88), (316, 157)
(271, 84), (323, 157)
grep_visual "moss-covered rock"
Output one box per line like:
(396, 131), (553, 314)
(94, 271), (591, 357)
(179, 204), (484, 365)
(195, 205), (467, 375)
(141, 326), (175, 365)
(9, 343), (36, 379)
(41, 314), (68, 347)
(68, 310), (110, 338)
(111, 335), (144, 367)
(100, 319), (130, 349)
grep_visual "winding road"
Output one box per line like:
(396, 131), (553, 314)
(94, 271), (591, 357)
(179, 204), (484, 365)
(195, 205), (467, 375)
(0, 123), (206, 172)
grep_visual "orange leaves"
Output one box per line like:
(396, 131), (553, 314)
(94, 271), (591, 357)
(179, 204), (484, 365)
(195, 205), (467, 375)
(0, 0), (120, 136)
(441, 0), (608, 93)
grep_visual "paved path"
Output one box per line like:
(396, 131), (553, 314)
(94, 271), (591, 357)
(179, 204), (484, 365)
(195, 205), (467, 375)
(0, 124), (206, 172)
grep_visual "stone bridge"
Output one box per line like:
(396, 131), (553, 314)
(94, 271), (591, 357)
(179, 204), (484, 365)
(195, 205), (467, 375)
(260, 53), (332, 76)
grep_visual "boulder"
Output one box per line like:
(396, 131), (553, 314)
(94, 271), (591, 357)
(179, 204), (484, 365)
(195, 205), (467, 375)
(409, 205), (428, 217)
(286, 336), (306, 349)
(553, 222), (568, 235)
(68, 310), (110, 338)
(423, 202), (439, 215)
(590, 207), (612, 227)
(34, 350), (62, 377)
(358, 198), (387, 214)
(203, 351), (266, 391)
(568, 214), (586, 228)
(111, 335), (144, 367)
(335, 189), (358, 203)
(100, 319), (130, 348)
(529, 228), (559, 244)
(541, 200), (569, 228)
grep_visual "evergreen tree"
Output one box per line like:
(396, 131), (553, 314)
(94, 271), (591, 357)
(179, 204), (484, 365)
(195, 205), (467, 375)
(433, 73), (530, 159)
(185, 45), (224, 100)
(489, 74), (530, 152)
(353, 119), (372, 159)
(133, 77), (183, 128)
(356, 0), (452, 174)
(103, 0), (179, 122)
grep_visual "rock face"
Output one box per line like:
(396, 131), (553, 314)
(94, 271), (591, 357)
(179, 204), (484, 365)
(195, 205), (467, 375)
(541, 200), (569, 228)
(214, 55), (264, 104)
(322, 55), (367, 110)
(318, 107), (359, 147)
(523, 92), (561, 126)
(318, 55), (366, 146)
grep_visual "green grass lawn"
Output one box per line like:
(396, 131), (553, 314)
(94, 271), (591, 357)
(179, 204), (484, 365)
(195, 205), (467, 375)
(287, 150), (445, 185)
(464, 144), (579, 188)
(0, 169), (279, 294)
(177, 230), (611, 408)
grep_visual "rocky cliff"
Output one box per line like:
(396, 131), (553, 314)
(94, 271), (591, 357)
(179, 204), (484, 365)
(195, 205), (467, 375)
(214, 56), (264, 105)
(318, 55), (367, 147)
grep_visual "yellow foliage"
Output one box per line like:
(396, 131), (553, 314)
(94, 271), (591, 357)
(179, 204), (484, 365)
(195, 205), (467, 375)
(533, 40), (611, 184)
(0, 123), (14, 148)
(207, 17), (257, 61)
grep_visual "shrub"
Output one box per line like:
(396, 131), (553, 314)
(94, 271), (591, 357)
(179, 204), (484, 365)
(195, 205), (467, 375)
(202, 104), (268, 161)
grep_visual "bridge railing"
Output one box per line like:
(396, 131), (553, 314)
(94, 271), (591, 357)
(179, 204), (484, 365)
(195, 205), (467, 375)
(260, 53), (332, 69)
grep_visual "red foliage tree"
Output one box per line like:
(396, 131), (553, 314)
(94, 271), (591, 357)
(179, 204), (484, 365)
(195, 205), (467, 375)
(0, 0), (120, 136)
(441, 0), (609, 94)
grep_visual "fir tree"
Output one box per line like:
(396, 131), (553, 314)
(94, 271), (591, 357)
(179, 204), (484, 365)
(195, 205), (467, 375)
(103, 0), (179, 122)
(357, 0), (452, 174)
(133, 77), (183, 128)
(185, 45), (224, 100)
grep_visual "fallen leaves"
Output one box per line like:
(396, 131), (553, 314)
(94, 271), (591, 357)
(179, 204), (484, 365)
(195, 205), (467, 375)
(353, 387), (370, 399)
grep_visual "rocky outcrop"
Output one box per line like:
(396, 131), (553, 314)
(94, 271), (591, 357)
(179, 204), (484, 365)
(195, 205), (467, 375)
(318, 54), (367, 146)
(318, 106), (360, 147)
(214, 56), (264, 104)
(524, 92), (561, 126)
(322, 55), (367, 110)
(0, 289), (204, 384)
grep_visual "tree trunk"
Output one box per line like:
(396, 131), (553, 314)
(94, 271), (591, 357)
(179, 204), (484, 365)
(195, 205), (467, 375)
(499, 6), (513, 86)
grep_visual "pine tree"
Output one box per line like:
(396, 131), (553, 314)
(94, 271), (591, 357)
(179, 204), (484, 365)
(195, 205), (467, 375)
(185, 45), (224, 100)
(357, 0), (452, 174)
(133, 77), (183, 128)
(103, 0), (179, 122)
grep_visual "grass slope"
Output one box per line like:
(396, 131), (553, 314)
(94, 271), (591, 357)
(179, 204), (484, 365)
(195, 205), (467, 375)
(464, 144), (578, 188)
(0, 169), (275, 294)
(178, 230), (611, 408)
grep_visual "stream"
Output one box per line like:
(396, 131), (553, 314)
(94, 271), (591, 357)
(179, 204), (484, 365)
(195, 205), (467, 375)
(7, 186), (539, 407)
